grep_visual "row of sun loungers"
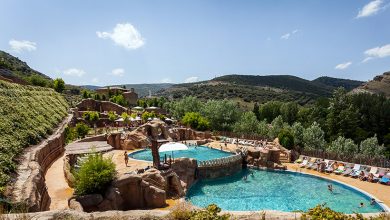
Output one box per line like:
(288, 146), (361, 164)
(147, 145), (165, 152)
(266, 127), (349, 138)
(225, 138), (268, 148)
(295, 155), (390, 185)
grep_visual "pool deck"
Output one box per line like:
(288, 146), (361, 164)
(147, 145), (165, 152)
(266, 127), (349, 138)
(285, 163), (390, 209)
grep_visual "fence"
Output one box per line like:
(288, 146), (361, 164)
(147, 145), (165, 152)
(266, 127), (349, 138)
(301, 149), (390, 168)
(198, 154), (242, 168)
(213, 131), (268, 141)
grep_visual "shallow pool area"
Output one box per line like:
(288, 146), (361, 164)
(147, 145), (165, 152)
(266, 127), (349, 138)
(128, 145), (233, 162)
(186, 169), (385, 213)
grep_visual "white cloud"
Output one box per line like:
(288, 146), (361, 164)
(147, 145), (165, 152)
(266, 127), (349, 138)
(63, 68), (86, 77)
(161, 78), (173, 83)
(110, 68), (125, 77)
(363, 44), (390, 62)
(9, 39), (37, 53)
(184, 76), (199, 83)
(357, 0), (385, 18)
(97, 23), (145, 50)
(281, 29), (299, 40)
(335, 62), (352, 70)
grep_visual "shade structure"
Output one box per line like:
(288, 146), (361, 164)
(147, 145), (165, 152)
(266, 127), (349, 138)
(115, 118), (124, 122)
(159, 142), (188, 153)
(132, 106), (144, 110)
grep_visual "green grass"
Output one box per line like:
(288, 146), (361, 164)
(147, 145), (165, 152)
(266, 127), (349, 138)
(0, 80), (69, 194)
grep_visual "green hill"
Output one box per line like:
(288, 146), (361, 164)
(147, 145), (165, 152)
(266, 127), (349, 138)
(313, 76), (363, 91)
(156, 74), (363, 105)
(0, 80), (69, 193)
(0, 50), (51, 86)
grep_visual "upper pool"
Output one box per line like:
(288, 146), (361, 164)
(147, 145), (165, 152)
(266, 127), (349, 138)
(187, 169), (385, 213)
(128, 145), (233, 162)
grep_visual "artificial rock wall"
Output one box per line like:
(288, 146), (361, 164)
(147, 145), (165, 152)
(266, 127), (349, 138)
(9, 114), (73, 212)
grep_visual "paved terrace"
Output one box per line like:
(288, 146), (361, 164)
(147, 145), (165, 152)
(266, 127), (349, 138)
(65, 141), (113, 154)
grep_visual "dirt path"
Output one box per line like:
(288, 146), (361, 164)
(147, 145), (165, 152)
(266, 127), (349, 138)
(45, 153), (74, 210)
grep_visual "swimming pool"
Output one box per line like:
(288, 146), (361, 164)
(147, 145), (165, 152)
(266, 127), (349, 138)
(128, 145), (233, 162)
(187, 169), (385, 213)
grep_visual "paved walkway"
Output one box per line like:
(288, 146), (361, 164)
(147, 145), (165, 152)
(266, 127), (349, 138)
(45, 153), (74, 210)
(285, 163), (390, 209)
(104, 150), (152, 176)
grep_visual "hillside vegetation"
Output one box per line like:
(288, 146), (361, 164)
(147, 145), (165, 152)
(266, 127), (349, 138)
(157, 74), (363, 105)
(0, 80), (69, 193)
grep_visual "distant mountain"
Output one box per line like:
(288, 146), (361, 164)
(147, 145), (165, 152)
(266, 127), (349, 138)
(0, 50), (51, 84)
(84, 83), (174, 97)
(313, 76), (363, 91)
(351, 71), (390, 97)
(156, 74), (364, 105)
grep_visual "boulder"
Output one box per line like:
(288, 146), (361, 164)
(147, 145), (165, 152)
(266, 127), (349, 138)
(76, 194), (103, 208)
(69, 199), (84, 212)
(144, 186), (166, 208)
(97, 199), (113, 211)
(247, 148), (260, 158)
(171, 158), (197, 189)
(141, 169), (166, 190)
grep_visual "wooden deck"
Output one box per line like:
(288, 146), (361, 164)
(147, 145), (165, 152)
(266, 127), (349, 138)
(65, 141), (113, 155)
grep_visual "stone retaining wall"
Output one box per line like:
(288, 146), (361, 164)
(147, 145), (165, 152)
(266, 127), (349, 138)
(197, 155), (243, 179)
(76, 99), (128, 115)
(9, 114), (73, 212)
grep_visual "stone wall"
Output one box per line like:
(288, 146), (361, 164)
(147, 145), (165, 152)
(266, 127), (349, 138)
(76, 99), (128, 115)
(197, 155), (243, 179)
(9, 114), (73, 212)
(68, 168), (185, 212)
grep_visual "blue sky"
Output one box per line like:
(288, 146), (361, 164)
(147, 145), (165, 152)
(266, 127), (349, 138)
(1, 0), (389, 86)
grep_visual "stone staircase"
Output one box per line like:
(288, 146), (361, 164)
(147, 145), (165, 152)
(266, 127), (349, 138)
(279, 152), (290, 163)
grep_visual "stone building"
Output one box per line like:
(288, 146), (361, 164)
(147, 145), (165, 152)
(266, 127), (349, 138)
(123, 88), (138, 107)
(96, 87), (129, 97)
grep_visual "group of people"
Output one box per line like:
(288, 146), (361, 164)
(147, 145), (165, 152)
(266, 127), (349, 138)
(327, 184), (377, 208)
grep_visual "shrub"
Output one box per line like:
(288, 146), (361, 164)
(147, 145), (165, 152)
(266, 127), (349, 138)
(300, 204), (370, 220)
(189, 204), (230, 220)
(75, 122), (90, 138)
(74, 153), (116, 195)
(278, 129), (294, 150)
(64, 126), (78, 144)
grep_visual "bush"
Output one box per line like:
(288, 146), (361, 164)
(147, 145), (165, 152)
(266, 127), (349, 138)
(189, 204), (230, 220)
(75, 153), (116, 195)
(278, 129), (294, 150)
(75, 122), (90, 138)
(53, 78), (65, 93)
(65, 126), (78, 144)
(300, 204), (374, 220)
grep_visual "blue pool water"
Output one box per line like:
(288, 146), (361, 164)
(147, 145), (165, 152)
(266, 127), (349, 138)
(128, 146), (233, 162)
(187, 169), (384, 213)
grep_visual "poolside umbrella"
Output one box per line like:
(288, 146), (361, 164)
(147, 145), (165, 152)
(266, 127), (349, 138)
(158, 142), (188, 161)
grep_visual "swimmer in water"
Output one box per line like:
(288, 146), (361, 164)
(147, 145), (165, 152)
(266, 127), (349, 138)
(327, 184), (333, 192)
(359, 202), (364, 208)
(370, 198), (376, 205)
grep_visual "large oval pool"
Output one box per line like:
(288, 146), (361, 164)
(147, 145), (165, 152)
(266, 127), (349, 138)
(187, 169), (385, 213)
(128, 145), (233, 162)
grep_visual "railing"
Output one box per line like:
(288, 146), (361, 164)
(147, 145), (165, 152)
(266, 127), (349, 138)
(198, 154), (242, 168)
(301, 149), (390, 168)
(213, 131), (268, 141)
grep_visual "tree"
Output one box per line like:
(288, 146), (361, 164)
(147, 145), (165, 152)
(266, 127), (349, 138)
(278, 129), (294, 150)
(109, 94), (128, 107)
(280, 102), (298, 125)
(253, 102), (261, 121)
(291, 122), (304, 147)
(108, 111), (118, 125)
(169, 96), (204, 119)
(182, 112), (210, 131)
(233, 112), (259, 135)
(121, 112), (130, 127)
(257, 119), (269, 138)
(202, 99), (241, 131)
(268, 116), (284, 139)
(53, 78), (65, 93)
(260, 101), (282, 123)
(360, 135), (385, 157)
(141, 111), (156, 122)
(327, 136), (358, 156)
(303, 122), (326, 150)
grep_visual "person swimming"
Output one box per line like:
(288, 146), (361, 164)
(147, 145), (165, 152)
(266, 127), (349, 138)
(370, 198), (376, 205)
(359, 202), (364, 208)
(327, 184), (333, 192)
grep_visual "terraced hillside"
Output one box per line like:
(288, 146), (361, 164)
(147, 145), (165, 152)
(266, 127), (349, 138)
(0, 80), (69, 193)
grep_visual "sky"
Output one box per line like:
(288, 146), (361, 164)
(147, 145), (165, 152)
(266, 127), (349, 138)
(1, 0), (390, 86)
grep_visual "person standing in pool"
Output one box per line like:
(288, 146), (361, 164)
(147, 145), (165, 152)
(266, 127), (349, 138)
(370, 198), (376, 205)
(124, 151), (129, 167)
